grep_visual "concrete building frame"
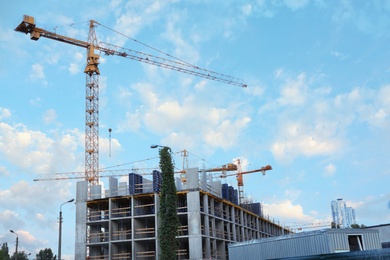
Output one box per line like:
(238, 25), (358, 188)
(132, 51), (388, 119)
(75, 168), (289, 259)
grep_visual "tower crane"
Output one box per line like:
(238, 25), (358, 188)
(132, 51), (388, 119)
(15, 15), (246, 186)
(220, 159), (272, 205)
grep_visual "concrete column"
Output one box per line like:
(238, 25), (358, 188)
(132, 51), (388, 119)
(131, 196), (135, 260)
(240, 210), (245, 241)
(154, 193), (160, 259)
(108, 198), (112, 260)
(203, 193), (211, 258)
(75, 181), (88, 260)
(231, 207), (236, 241)
(187, 190), (202, 260)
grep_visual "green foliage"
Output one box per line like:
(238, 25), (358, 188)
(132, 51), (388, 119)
(351, 223), (366, 229)
(36, 248), (56, 260)
(10, 251), (29, 260)
(331, 222), (341, 229)
(0, 243), (10, 260)
(158, 147), (179, 260)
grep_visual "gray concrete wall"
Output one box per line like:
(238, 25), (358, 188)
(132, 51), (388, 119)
(187, 190), (202, 260)
(186, 167), (200, 190)
(366, 224), (390, 244)
(74, 181), (88, 260)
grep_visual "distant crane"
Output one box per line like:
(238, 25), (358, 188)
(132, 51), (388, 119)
(15, 15), (246, 186)
(33, 149), (190, 182)
(220, 159), (272, 205)
(286, 222), (332, 232)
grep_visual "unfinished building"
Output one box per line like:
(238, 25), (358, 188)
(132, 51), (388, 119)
(75, 168), (289, 259)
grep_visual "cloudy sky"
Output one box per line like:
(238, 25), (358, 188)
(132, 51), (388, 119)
(1, 0), (390, 259)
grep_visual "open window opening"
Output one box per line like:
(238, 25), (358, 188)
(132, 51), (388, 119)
(348, 235), (363, 251)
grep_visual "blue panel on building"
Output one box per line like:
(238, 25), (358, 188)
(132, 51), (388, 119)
(233, 189), (238, 205)
(153, 170), (162, 192)
(242, 202), (261, 216)
(228, 186), (234, 203)
(129, 173), (143, 194)
(222, 183), (229, 200)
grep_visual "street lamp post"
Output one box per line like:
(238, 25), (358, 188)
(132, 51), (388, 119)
(150, 144), (172, 152)
(58, 199), (74, 260)
(10, 230), (18, 260)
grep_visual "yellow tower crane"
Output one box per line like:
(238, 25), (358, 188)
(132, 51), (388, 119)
(220, 160), (272, 205)
(15, 15), (246, 186)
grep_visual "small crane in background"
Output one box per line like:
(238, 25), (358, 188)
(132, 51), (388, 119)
(220, 159), (272, 205)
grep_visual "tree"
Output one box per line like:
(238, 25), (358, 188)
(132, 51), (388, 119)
(158, 146), (179, 260)
(10, 251), (29, 260)
(0, 243), (10, 260)
(351, 224), (366, 229)
(36, 248), (56, 260)
(331, 222), (340, 229)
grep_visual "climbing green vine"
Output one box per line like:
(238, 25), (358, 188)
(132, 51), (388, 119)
(158, 146), (179, 259)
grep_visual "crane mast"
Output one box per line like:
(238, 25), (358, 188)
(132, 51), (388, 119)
(15, 15), (246, 186)
(84, 21), (100, 185)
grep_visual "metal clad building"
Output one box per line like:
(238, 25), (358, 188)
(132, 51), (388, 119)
(365, 223), (390, 248)
(228, 229), (382, 260)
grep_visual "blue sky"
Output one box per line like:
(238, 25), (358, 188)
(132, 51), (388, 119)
(1, 0), (390, 259)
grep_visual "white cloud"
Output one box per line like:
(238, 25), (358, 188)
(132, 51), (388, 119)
(0, 107), (11, 120)
(43, 109), (58, 125)
(271, 121), (341, 164)
(0, 210), (23, 230)
(0, 165), (9, 176)
(0, 122), (82, 174)
(346, 194), (390, 225)
(324, 163), (336, 177)
(35, 213), (46, 221)
(283, 0), (309, 11)
(162, 13), (200, 64)
(330, 50), (348, 61)
(29, 63), (46, 82)
(29, 98), (41, 107)
(278, 73), (307, 106)
(117, 81), (251, 152)
(242, 4), (253, 16)
(285, 189), (301, 201)
(68, 51), (84, 74)
(263, 199), (317, 223)
(265, 73), (390, 164)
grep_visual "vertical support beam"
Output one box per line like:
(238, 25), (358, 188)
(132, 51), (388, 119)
(231, 207), (236, 241)
(108, 198), (112, 260)
(131, 196), (135, 259)
(75, 181), (88, 260)
(203, 193), (211, 258)
(240, 210), (244, 241)
(154, 193), (160, 258)
(187, 188), (202, 260)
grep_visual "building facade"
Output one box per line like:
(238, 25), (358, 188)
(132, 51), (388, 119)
(331, 198), (356, 228)
(365, 223), (390, 248)
(75, 168), (290, 259)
